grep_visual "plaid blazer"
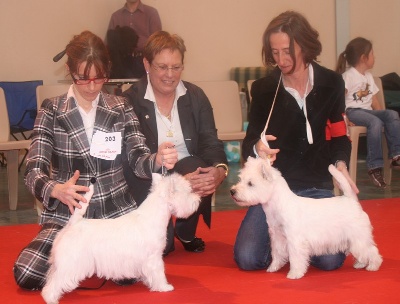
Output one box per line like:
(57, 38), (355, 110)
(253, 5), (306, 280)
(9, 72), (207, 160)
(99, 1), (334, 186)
(25, 91), (155, 226)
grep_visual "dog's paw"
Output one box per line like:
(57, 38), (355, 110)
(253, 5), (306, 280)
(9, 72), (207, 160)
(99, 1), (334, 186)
(151, 283), (174, 292)
(155, 284), (174, 292)
(267, 265), (279, 273)
(353, 261), (367, 269)
(267, 261), (285, 273)
(366, 264), (380, 271)
(287, 270), (305, 279)
(41, 288), (60, 304)
(366, 258), (382, 271)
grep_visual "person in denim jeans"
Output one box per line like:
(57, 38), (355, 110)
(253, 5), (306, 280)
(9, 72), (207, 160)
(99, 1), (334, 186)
(337, 37), (400, 188)
(234, 11), (359, 272)
(234, 189), (346, 271)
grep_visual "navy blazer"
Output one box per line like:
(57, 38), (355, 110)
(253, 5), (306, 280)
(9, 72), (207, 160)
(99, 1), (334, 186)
(122, 77), (227, 203)
(244, 62), (351, 190)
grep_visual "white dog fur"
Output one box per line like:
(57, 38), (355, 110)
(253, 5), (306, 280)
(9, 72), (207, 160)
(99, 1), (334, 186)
(41, 173), (200, 304)
(230, 157), (382, 279)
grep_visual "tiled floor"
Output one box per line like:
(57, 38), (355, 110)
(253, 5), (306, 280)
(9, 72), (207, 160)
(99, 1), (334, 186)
(1, 155), (399, 226)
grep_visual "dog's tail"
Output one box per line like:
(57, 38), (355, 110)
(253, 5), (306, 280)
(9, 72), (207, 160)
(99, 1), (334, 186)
(69, 184), (94, 225)
(328, 165), (358, 201)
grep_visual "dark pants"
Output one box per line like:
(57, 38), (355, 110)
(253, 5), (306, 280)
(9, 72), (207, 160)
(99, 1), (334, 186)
(123, 156), (212, 255)
(163, 157), (212, 254)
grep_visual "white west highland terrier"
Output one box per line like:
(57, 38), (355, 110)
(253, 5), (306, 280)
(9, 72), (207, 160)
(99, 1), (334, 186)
(42, 173), (200, 304)
(230, 157), (382, 279)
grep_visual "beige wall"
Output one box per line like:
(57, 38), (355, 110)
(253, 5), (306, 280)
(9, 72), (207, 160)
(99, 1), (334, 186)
(0, 0), (398, 85)
(348, 0), (400, 76)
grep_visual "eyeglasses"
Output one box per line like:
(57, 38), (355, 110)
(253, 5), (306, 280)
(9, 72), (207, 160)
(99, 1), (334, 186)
(151, 64), (184, 73)
(71, 74), (108, 85)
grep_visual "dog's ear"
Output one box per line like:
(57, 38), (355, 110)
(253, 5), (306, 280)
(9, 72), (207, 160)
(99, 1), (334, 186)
(259, 159), (272, 181)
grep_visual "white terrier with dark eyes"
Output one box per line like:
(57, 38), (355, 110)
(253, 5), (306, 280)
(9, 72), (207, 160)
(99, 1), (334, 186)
(230, 157), (382, 279)
(41, 173), (200, 304)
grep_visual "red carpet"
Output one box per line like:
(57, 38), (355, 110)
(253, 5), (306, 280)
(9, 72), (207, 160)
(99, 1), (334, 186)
(1, 199), (399, 304)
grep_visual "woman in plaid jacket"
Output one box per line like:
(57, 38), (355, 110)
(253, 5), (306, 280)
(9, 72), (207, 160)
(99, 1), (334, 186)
(13, 31), (177, 290)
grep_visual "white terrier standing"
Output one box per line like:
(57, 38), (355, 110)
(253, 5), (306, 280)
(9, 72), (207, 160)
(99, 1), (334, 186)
(42, 173), (200, 304)
(230, 157), (382, 279)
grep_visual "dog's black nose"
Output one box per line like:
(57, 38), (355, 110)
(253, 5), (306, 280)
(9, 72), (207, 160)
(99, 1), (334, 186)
(230, 189), (236, 196)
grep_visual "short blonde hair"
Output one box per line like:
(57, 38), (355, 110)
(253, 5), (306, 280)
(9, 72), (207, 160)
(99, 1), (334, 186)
(143, 31), (186, 64)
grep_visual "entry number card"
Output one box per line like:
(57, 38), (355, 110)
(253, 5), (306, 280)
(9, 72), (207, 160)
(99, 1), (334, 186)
(90, 131), (122, 160)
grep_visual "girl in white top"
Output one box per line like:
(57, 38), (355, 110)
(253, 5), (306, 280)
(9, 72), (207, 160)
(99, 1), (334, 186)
(336, 37), (400, 188)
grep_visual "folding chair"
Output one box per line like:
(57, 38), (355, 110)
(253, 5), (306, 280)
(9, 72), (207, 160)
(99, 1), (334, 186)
(0, 80), (43, 170)
(0, 87), (31, 210)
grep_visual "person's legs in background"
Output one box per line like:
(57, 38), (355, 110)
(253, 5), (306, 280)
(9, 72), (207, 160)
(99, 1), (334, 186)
(346, 108), (386, 188)
(375, 109), (400, 169)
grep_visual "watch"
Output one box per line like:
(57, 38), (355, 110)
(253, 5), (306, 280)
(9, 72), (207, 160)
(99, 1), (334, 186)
(215, 163), (229, 177)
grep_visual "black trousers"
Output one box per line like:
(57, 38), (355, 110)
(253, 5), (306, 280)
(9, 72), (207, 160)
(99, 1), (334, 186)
(164, 156), (212, 253)
(123, 155), (213, 254)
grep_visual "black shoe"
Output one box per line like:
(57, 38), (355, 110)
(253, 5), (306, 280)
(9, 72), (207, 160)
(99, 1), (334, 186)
(177, 236), (205, 253)
(368, 168), (387, 188)
(163, 243), (175, 257)
(112, 278), (137, 286)
(391, 156), (400, 170)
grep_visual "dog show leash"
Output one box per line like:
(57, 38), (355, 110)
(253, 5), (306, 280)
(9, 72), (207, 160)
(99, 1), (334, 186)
(260, 73), (282, 162)
(260, 69), (313, 147)
(161, 155), (167, 177)
(161, 145), (175, 177)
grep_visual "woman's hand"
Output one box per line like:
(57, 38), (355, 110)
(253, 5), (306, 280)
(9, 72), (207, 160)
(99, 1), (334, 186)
(185, 166), (225, 197)
(156, 141), (178, 170)
(50, 170), (90, 214)
(255, 135), (280, 164)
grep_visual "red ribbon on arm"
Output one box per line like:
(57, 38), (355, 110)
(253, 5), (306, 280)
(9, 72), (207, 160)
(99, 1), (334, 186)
(325, 119), (347, 140)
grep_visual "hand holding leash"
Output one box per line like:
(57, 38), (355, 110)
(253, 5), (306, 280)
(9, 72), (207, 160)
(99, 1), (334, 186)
(258, 73), (282, 164)
(256, 135), (279, 164)
(156, 142), (177, 172)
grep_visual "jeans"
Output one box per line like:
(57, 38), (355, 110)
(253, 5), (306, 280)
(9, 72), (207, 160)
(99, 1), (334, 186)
(346, 108), (400, 169)
(233, 188), (346, 271)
